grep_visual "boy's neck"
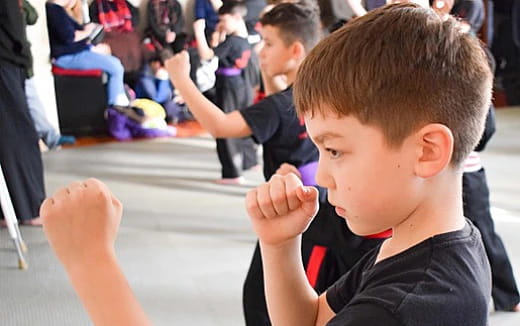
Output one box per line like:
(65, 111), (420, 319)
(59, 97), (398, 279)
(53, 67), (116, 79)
(376, 169), (466, 263)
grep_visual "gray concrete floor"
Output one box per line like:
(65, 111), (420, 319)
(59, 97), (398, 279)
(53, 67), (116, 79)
(1, 108), (520, 325)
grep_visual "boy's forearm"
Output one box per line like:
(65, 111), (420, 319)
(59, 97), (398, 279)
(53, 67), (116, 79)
(260, 236), (320, 326)
(194, 28), (214, 61)
(173, 76), (249, 138)
(67, 252), (152, 326)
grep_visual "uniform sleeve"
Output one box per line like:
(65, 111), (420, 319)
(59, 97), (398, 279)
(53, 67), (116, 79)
(239, 97), (281, 144)
(326, 252), (374, 313)
(328, 303), (403, 326)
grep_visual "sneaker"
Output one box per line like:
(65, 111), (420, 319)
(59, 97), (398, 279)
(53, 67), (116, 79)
(215, 176), (245, 185)
(57, 135), (76, 146)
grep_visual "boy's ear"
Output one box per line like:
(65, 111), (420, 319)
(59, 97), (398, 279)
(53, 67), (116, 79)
(413, 123), (454, 178)
(290, 41), (306, 60)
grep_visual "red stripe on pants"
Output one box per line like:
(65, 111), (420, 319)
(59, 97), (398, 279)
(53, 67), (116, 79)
(306, 245), (328, 288)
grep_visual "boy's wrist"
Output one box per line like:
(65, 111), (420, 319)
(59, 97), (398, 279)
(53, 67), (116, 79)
(66, 248), (118, 278)
(259, 235), (301, 252)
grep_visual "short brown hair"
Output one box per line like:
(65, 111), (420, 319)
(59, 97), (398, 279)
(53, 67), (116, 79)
(260, 2), (321, 53)
(294, 3), (492, 166)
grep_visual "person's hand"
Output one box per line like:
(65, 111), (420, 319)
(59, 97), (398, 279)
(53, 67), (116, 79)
(164, 51), (191, 85)
(246, 174), (319, 247)
(41, 179), (123, 271)
(431, 0), (454, 17)
(91, 43), (111, 55)
(155, 67), (169, 80)
(275, 163), (302, 179)
(165, 30), (176, 43)
(83, 22), (97, 34)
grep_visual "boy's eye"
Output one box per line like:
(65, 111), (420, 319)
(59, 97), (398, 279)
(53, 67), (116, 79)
(326, 148), (341, 159)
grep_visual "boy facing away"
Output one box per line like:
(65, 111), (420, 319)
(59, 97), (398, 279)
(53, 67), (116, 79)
(245, 2), (493, 325)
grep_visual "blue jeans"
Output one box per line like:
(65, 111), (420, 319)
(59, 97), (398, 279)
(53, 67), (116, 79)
(25, 77), (61, 148)
(54, 49), (128, 106)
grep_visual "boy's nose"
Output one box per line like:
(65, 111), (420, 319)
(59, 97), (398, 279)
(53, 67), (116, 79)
(315, 159), (334, 190)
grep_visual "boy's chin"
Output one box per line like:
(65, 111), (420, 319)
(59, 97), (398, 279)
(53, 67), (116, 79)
(345, 220), (390, 238)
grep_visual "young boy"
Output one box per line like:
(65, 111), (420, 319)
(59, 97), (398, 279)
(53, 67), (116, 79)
(245, 3), (493, 325)
(193, 0), (258, 184)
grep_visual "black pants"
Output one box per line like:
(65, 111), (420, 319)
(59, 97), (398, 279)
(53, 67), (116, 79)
(463, 168), (520, 310)
(0, 61), (45, 221)
(215, 75), (257, 179)
(242, 200), (383, 325)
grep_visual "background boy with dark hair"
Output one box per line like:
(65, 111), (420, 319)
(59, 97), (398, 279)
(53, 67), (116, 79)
(166, 3), (384, 324)
(193, 0), (258, 185)
(245, 3), (493, 325)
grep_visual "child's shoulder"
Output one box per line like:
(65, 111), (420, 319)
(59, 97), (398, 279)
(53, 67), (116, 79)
(327, 222), (490, 326)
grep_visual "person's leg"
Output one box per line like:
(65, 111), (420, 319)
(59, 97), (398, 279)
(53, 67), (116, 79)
(241, 137), (258, 171)
(463, 168), (520, 311)
(216, 138), (242, 180)
(25, 77), (62, 148)
(0, 62), (45, 223)
(54, 50), (129, 106)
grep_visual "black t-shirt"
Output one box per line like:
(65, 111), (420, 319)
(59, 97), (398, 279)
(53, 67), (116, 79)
(239, 87), (318, 180)
(326, 221), (491, 326)
(214, 35), (251, 69)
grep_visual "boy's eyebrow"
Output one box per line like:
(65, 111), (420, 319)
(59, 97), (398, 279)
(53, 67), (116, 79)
(312, 132), (344, 144)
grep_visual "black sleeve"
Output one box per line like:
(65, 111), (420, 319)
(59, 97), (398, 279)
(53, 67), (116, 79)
(239, 97), (281, 144)
(326, 271), (358, 313)
(89, 1), (99, 24)
(327, 303), (403, 326)
(46, 4), (77, 45)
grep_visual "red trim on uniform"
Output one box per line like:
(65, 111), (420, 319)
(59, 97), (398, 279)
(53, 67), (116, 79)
(306, 245), (328, 288)
(52, 66), (103, 77)
(364, 229), (393, 239)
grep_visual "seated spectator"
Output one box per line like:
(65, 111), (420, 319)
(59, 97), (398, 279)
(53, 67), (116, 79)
(46, 0), (130, 110)
(89, 0), (143, 75)
(135, 56), (185, 123)
(145, 0), (185, 52)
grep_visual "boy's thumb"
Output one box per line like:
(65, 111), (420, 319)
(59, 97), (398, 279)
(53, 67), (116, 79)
(296, 186), (319, 204)
(297, 186), (319, 217)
